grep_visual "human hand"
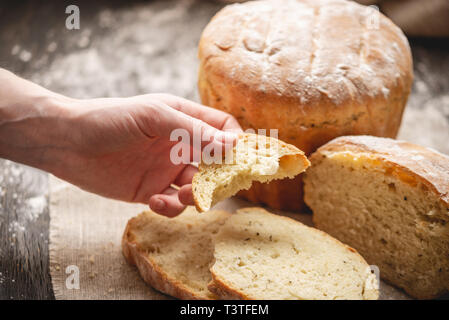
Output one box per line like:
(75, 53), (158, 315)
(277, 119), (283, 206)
(48, 94), (241, 217)
(0, 69), (243, 216)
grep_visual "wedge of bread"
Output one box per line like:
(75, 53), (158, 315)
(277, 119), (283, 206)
(209, 207), (379, 300)
(192, 133), (310, 212)
(303, 135), (449, 299)
(122, 207), (230, 299)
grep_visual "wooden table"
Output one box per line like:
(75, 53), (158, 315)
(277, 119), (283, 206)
(0, 0), (448, 300)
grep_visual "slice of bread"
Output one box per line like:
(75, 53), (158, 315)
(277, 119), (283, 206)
(192, 133), (310, 212)
(209, 207), (379, 300)
(303, 135), (449, 299)
(122, 207), (230, 299)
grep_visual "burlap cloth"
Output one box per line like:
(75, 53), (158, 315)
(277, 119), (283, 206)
(49, 176), (165, 299)
(49, 175), (410, 300)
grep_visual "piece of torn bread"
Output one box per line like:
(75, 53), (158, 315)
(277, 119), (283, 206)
(122, 207), (230, 299)
(192, 133), (310, 212)
(209, 207), (379, 300)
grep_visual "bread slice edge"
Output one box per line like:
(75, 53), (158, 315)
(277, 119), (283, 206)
(122, 215), (215, 300)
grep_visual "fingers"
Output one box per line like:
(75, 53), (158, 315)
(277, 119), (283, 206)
(149, 187), (186, 217)
(148, 164), (196, 217)
(149, 184), (195, 217)
(174, 164), (197, 186)
(178, 184), (194, 206)
(153, 94), (243, 132)
(147, 103), (238, 163)
(173, 165), (196, 206)
(133, 94), (241, 163)
(146, 102), (235, 145)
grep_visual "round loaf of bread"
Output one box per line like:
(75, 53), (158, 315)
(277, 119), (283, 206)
(198, 0), (413, 211)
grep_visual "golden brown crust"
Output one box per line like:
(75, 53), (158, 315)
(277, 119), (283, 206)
(207, 278), (247, 300)
(237, 176), (305, 211)
(122, 216), (215, 300)
(198, 0), (413, 210)
(311, 135), (449, 207)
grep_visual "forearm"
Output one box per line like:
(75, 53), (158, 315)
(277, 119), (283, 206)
(0, 68), (74, 172)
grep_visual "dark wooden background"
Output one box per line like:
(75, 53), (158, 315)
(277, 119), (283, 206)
(0, 0), (448, 300)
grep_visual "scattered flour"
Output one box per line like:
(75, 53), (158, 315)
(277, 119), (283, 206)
(30, 0), (210, 102)
(24, 196), (47, 221)
(398, 94), (449, 155)
(19, 50), (32, 63)
(0, 160), (48, 239)
(11, 45), (20, 56)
